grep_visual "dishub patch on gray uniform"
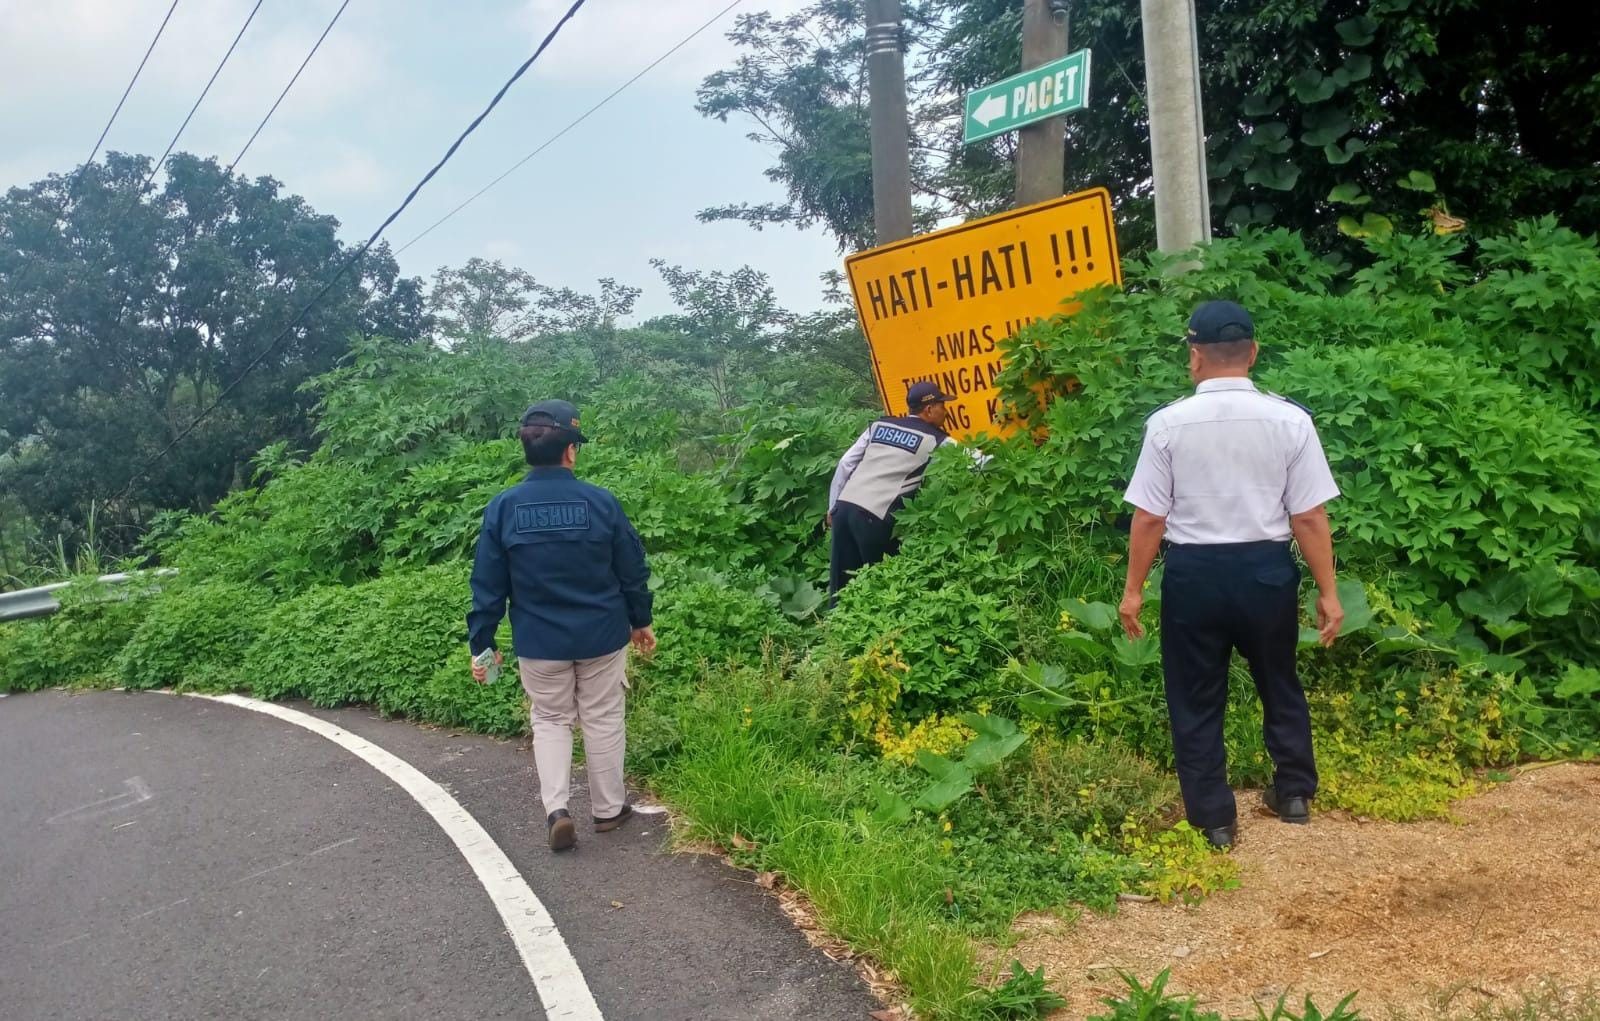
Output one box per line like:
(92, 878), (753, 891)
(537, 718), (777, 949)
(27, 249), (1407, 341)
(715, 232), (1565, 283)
(514, 501), (590, 532)
(870, 423), (926, 453)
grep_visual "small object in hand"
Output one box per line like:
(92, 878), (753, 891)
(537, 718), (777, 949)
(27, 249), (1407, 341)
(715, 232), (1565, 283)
(472, 648), (501, 685)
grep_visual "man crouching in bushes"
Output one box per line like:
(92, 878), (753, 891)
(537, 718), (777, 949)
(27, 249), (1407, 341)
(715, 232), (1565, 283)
(466, 399), (657, 852)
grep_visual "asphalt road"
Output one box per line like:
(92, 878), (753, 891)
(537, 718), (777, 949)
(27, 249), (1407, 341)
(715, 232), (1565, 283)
(0, 689), (874, 1021)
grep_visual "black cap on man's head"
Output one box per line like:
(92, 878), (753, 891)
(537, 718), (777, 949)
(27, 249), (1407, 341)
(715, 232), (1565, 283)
(1186, 300), (1255, 345)
(907, 381), (954, 412)
(520, 399), (588, 443)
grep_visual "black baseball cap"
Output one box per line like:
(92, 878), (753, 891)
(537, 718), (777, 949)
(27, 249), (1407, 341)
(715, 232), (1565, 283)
(1186, 300), (1255, 344)
(907, 381), (954, 411)
(520, 399), (588, 443)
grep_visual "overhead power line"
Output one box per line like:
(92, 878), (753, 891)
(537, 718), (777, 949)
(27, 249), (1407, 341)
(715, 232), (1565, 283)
(396, 0), (745, 255)
(228, 0), (354, 174)
(134, 0), (267, 199)
(113, 0), (590, 502)
(76, 0), (183, 188)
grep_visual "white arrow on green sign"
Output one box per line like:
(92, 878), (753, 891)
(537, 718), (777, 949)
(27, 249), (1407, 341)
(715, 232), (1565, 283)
(963, 49), (1093, 145)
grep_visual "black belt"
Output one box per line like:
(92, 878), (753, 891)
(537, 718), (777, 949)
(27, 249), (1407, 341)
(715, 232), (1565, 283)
(1163, 540), (1290, 553)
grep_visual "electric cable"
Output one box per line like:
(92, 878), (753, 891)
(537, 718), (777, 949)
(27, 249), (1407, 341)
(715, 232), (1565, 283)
(112, 0), (590, 501)
(74, 0), (183, 190)
(128, 0), (267, 207)
(396, 0), (744, 254)
(227, 0), (354, 173)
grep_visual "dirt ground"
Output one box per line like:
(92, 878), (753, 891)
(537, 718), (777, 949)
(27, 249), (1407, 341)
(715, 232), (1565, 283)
(1011, 763), (1600, 1020)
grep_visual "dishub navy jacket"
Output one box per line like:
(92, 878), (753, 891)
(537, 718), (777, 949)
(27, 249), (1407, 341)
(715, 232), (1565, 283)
(466, 466), (652, 661)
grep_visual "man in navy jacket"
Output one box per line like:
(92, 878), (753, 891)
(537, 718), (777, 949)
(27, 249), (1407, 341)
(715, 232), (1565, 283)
(467, 399), (655, 851)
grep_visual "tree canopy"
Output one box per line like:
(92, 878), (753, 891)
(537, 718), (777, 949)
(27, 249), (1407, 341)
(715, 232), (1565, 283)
(697, 0), (1600, 253)
(0, 152), (426, 551)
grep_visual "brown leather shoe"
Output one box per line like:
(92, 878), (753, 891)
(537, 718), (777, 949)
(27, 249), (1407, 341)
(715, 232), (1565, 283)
(593, 805), (633, 833)
(548, 809), (577, 851)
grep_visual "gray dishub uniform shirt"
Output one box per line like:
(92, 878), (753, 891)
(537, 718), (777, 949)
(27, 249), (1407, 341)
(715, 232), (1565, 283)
(829, 416), (954, 519)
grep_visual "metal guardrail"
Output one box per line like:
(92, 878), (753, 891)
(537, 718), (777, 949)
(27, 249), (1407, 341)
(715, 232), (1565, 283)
(0, 570), (177, 622)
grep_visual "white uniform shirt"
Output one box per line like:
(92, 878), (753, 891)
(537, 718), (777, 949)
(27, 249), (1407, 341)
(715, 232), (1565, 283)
(1123, 378), (1340, 545)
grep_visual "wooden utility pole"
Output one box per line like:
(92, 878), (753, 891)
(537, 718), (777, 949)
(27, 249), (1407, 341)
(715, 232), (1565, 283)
(1140, 0), (1211, 253)
(865, 0), (914, 243)
(1015, 0), (1070, 206)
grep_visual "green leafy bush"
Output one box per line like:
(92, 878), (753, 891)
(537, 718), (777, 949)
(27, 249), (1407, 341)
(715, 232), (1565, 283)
(0, 576), (160, 692)
(113, 580), (276, 691)
(242, 564), (472, 718)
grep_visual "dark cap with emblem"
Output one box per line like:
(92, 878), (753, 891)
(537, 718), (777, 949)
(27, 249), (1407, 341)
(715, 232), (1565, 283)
(907, 381), (954, 412)
(521, 399), (588, 443)
(1186, 300), (1255, 345)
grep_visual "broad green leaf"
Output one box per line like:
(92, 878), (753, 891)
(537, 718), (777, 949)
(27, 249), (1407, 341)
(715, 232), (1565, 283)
(1061, 598), (1117, 633)
(912, 751), (975, 811)
(1397, 169), (1438, 192)
(1112, 635), (1161, 668)
(1304, 578), (1373, 634)
(1482, 619), (1529, 642)
(959, 712), (1019, 742)
(1523, 564), (1572, 618)
(1244, 160), (1301, 191)
(1327, 183), (1369, 206)
(1336, 15), (1378, 45)
(871, 789), (913, 825)
(963, 730), (1029, 773)
(1057, 630), (1103, 658)
(1018, 692), (1069, 720)
(1338, 212), (1392, 238)
(1241, 92), (1284, 117)
(1553, 666), (1600, 699)
(1483, 653), (1526, 675)
(1566, 565), (1600, 600)
(1457, 573), (1527, 625)
(1324, 138), (1368, 165)
(1297, 626), (1323, 651)
(1339, 54), (1373, 83)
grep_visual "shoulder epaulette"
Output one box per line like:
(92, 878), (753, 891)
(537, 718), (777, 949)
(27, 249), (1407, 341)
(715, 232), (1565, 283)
(1266, 391), (1315, 417)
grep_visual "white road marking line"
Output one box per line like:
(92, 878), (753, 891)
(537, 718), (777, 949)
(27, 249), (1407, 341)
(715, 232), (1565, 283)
(191, 693), (604, 1021)
(47, 776), (154, 824)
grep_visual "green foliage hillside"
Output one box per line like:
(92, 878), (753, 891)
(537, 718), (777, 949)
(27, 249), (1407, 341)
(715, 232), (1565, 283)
(4, 221), (1598, 1019)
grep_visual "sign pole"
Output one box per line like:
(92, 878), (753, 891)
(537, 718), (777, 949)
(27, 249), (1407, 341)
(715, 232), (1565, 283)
(1015, 0), (1069, 207)
(1140, 0), (1211, 256)
(865, 0), (914, 244)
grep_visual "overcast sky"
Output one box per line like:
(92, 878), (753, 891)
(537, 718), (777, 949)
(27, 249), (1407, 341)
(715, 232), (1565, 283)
(0, 0), (844, 316)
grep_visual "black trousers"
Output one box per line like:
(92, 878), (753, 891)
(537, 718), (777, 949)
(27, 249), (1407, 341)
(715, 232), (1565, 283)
(1159, 541), (1318, 829)
(829, 502), (898, 605)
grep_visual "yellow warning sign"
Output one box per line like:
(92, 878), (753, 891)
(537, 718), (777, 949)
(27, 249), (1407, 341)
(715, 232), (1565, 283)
(845, 188), (1122, 439)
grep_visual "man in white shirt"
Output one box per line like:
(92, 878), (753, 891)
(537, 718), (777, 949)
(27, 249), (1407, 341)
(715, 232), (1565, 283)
(1119, 300), (1344, 849)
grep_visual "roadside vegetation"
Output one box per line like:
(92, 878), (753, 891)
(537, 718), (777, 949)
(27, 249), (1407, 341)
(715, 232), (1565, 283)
(5, 219), (1598, 1018)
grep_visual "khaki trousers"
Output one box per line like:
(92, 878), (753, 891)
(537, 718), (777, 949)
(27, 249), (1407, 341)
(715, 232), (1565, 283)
(517, 648), (628, 819)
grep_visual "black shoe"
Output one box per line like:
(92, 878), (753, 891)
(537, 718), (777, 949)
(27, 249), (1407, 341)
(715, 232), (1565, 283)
(593, 804), (633, 833)
(1202, 823), (1237, 849)
(1263, 786), (1311, 824)
(547, 809), (576, 851)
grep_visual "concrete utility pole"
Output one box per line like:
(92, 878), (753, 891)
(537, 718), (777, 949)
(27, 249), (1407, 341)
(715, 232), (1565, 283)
(1140, 0), (1211, 254)
(1015, 0), (1070, 207)
(865, 0), (914, 244)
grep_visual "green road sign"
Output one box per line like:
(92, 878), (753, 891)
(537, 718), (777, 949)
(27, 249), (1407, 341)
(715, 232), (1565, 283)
(963, 49), (1092, 145)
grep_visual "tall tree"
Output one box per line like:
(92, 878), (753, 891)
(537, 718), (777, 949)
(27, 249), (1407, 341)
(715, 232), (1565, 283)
(698, 1), (1600, 254)
(0, 152), (426, 554)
